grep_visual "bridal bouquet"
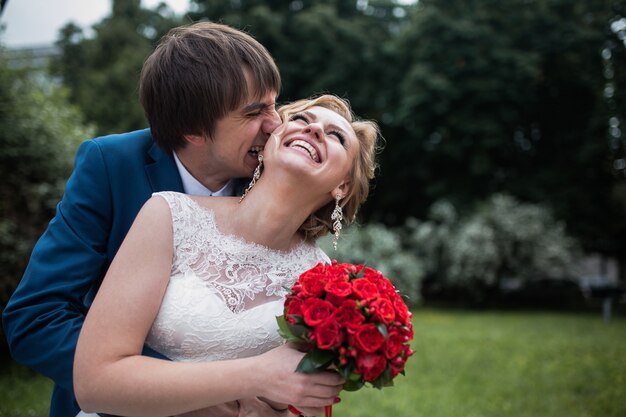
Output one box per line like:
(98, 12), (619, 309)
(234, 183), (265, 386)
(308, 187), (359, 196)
(277, 261), (414, 416)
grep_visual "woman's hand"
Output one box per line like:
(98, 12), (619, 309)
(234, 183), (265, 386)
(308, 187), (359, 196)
(251, 344), (344, 416)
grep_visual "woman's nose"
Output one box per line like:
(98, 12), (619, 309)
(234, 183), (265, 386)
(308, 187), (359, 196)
(303, 123), (323, 141)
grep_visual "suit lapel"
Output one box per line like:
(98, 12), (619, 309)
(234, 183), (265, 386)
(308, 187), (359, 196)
(145, 142), (184, 193)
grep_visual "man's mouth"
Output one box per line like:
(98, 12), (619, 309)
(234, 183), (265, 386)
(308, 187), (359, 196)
(248, 146), (263, 158)
(287, 139), (320, 163)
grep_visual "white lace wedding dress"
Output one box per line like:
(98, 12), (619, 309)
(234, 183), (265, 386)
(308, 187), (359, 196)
(77, 191), (329, 416)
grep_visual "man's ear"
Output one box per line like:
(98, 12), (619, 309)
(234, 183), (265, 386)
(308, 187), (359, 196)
(183, 134), (206, 146)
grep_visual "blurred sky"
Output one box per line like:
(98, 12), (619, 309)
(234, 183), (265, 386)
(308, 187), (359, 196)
(0, 0), (190, 48)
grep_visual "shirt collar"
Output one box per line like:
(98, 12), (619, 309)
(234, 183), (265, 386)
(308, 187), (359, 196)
(173, 152), (235, 197)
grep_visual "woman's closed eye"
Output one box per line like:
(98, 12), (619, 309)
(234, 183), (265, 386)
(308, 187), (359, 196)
(290, 113), (309, 123)
(329, 130), (346, 145)
(290, 113), (346, 146)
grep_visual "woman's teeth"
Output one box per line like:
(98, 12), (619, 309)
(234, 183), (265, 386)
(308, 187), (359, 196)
(289, 140), (319, 162)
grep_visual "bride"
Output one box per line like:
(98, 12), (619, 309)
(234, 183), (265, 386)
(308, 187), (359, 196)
(73, 94), (380, 417)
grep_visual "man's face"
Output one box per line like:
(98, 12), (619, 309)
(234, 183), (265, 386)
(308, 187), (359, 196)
(199, 89), (280, 187)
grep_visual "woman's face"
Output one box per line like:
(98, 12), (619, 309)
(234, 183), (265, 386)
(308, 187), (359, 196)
(266, 106), (359, 193)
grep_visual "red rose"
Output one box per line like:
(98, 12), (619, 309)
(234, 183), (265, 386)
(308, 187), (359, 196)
(389, 345), (413, 377)
(285, 296), (304, 324)
(363, 267), (384, 281)
(391, 293), (411, 324)
(369, 298), (396, 325)
(384, 329), (405, 359)
(353, 323), (386, 353)
(352, 279), (380, 302)
(390, 355), (407, 378)
(356, 352), (387, 381)
(325, 292), (347, 307)
(299, 271), (327, 297)
(314, 318), (344, 349)
(332, 299), (365, 330)
(325, 277), (352, 298)
(370, 273), (395, 294)
(335, 262), (360, 276)
(302, 298), (335, 326)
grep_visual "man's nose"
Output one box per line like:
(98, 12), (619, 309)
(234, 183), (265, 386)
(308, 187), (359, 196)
(263, 109), (281, 134)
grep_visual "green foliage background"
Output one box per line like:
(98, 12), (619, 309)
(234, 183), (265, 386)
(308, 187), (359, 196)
(46, 0), (626, 260)
(0, 48), (94, 306)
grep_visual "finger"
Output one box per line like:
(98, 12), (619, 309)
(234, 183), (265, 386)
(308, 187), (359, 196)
(304, 386), (343, 402)
(294, 406), (324, 417)
(308, 370), (345, 386)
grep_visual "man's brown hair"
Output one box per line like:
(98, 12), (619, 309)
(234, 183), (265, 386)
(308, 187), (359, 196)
(139, 22), (281, 152)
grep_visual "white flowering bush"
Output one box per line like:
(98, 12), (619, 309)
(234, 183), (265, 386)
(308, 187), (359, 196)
(405, 194), (581, 302)
(319, 223), (424, 306)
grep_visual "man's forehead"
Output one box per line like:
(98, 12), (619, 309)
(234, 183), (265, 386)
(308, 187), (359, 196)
(239, 91), (278, 112)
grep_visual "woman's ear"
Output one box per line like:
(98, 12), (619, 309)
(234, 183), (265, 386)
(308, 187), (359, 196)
(332, 180), (351, 200)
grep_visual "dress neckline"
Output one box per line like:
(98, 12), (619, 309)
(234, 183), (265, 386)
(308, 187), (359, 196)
(176, 192), (310, 256)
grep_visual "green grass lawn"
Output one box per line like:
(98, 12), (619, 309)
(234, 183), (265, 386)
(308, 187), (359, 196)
(1, 309), (625, 417)
(0, 360), (52, 417)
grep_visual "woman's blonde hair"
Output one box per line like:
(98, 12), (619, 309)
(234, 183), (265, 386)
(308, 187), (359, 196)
(277, 95), (381, 241)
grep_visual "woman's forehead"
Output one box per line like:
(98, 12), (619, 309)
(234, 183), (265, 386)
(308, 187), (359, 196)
(305, 106), (354, 133)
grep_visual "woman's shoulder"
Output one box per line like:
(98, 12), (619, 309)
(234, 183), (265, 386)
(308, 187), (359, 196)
(151, 191), (209, 207)
(149, 193), (236, 230)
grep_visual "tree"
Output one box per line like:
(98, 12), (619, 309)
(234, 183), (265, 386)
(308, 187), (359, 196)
(187, 0), (404, 112)
(0, 48), (94, 306)
(51, 0), (183, 136)
(374, 0), (626, 262)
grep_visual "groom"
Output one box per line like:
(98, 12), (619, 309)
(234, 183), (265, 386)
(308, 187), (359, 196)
(2, 22), (287, 417)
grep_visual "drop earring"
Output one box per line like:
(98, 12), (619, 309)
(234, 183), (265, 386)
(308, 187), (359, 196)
(239, 154), (263, 203)
(331, 193), (343, 250)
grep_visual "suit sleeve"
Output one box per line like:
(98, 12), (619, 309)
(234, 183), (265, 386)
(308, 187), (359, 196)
(2, 139), (113, 393)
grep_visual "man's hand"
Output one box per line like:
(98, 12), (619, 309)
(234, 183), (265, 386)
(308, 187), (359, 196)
(171, 398), (294, 417)
(172, 401), (240, 417)
(238, 397), (291, 417)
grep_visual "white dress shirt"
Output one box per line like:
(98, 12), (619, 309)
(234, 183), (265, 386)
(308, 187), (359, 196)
(173, 152), (235, 197)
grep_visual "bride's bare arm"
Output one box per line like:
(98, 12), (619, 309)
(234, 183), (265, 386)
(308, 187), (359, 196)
(74, 196), (342, 417)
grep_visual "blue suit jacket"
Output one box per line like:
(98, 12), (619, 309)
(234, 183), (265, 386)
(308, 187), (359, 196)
(2, 129), (238, 417)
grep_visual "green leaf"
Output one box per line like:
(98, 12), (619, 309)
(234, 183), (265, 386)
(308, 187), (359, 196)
(343, 379), (365, 391)
(371, 377), (384, 390)
(348, 371), (362, 382)
(337, 360), (358, 380)
(349, 268), (366, 280)
(296, 348), (335, 374)
(288, 322), (311, 341)
(376, 323), (389, 340)
(276, 315), (301, 342)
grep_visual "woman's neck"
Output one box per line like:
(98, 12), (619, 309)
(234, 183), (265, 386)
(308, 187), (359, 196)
(226, 178), (325, 251)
